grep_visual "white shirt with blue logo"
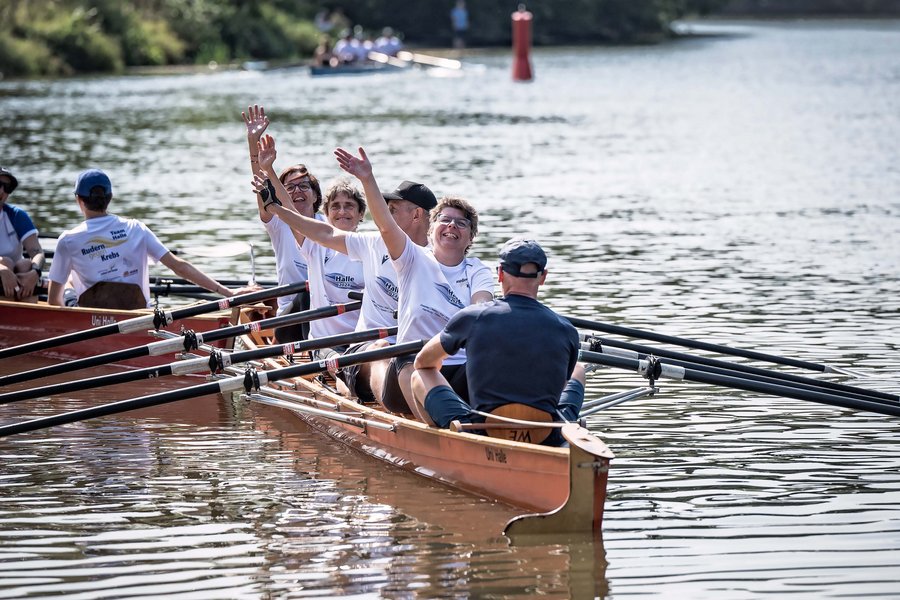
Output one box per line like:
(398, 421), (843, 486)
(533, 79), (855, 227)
(393, 236), (494, 365)
(344, 231), (400, 341)
(300, 237), (364, 339)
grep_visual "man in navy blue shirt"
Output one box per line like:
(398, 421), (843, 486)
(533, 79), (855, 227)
(410, 238), (585, 446)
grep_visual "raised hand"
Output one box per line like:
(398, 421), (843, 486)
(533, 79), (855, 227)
(251, 173), (269, 197)
(257, 134), (277, 172)
(242, 104), (269, 145)
(334, 147), (373, 181)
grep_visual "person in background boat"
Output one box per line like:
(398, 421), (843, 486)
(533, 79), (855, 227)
(252, 136), (365, 355)
(259, 169), (435, 405)
(243, 104), (322, 342)
(450, 0), (469, 49)
(0, 167), (45, 302)
(47, 169), (240, 309)
(335, 147), (494, 417)
(411, 238), (586, 446)
(374, 27), (403, 56)
(332, 30), (359, 64)
(313, 34), (333, 67)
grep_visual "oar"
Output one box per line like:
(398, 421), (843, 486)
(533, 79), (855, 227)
(583, 336), (898, 403)
(395, 50), (462, 70)
(567, 316), (864, 377)
(0, 340), (424, 437)
(150, 275), (278, 288)
(0, 281), (307, 361)
(149, 276), (277, 288)
(0, 300), (361, 387)
(368, 50), (412, 68)
(578, 349), (900, 418)
(0, 326), (396, 405)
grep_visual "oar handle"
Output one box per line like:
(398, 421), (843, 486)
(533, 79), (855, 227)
(197, 301), (362, 346)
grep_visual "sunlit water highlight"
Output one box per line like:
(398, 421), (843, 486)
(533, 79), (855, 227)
(1, 18), (898, 599)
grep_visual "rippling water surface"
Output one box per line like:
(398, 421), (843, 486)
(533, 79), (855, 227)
(1, 19), (899, 598)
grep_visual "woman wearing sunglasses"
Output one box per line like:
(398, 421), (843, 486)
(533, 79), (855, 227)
(334, 147), (494, 421)
(0, 167), (45, 301)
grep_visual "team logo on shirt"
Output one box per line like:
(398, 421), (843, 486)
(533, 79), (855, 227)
(325, 273), (364, 290)
(381, 254), (390, 264)
(434, 283), (464, 309)
(377, 276), (399, 301)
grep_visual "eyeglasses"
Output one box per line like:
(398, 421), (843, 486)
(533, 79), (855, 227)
(436, 213), (471, 229)
(285, 182), (312, 193)
(0, 181), (13, 193)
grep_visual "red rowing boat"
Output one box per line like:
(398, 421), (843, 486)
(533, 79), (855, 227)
(0, 299), (232, 366)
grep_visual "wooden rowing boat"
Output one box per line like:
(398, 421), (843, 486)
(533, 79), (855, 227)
(0, 299), (233, 365)
(232, 308), (615, 536)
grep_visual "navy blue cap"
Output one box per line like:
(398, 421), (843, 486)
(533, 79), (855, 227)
(74, 169), (112, 197)
(499, 238), (547, 278)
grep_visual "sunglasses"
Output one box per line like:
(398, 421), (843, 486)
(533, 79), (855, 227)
(436, 213), (471, 229)
(285, 182), (312, 193)
(0, 181), (14, 193)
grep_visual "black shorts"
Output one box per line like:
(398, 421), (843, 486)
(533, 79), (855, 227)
(380, 356), (469, 415)
(337, 340), (379, 403)
(274, 289), (311, 343)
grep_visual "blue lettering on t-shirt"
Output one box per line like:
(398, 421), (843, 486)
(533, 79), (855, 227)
(434, 283), (464, 309)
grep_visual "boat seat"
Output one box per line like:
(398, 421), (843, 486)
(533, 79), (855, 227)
(78, 282), (146, 310)
(486, 404), (554, 444)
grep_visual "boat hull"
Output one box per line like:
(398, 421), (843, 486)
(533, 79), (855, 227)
(237, 326), (614, 529)
(0, 300), (232, 366)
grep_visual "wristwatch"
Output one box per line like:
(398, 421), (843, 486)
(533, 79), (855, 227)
(32, 264), (42, 279)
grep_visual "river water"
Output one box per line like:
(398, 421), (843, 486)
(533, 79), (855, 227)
(1, 18), (899, 599)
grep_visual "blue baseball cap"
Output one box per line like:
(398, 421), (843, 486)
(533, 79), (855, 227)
(74, 168), (112, 197)
(499, 238), (547, 278)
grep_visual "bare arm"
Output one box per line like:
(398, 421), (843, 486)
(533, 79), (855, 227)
(268, 202), (349, 254)
(15, 235), (45, 298)
(335, 147), (407, 259)
(471, 290), (493, 304)
(48, 280), (65, 306)
(413, 333), (450, 372)
(159, 252), (233, 297)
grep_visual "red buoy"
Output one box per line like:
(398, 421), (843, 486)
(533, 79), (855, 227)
(511, 5), (533, 82)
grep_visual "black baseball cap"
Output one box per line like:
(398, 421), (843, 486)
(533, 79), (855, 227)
(499, 238), (547, 278)
(383, 180), (437, 210)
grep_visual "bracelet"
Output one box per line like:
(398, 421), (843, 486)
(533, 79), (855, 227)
(32, 264), (42, 279)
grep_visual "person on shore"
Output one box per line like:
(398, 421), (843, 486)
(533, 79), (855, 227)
(450, 0), (469, 49)
(253, 134), (365, 353)
(261, 171), (435, 405)
(47, 169), (239, 309)
(335, 147), (493, 417)
(411, 238), (585, 446)
(0, 167), (45, 301)
(243, 104), (322, 342)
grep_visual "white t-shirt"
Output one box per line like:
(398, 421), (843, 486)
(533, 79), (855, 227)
(344, 232), (399, 341)
(263, 215), (323, 315)
(393, 237), (494, 365)
(48, 214), (168, 307)
(300, 237), (365, 339)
